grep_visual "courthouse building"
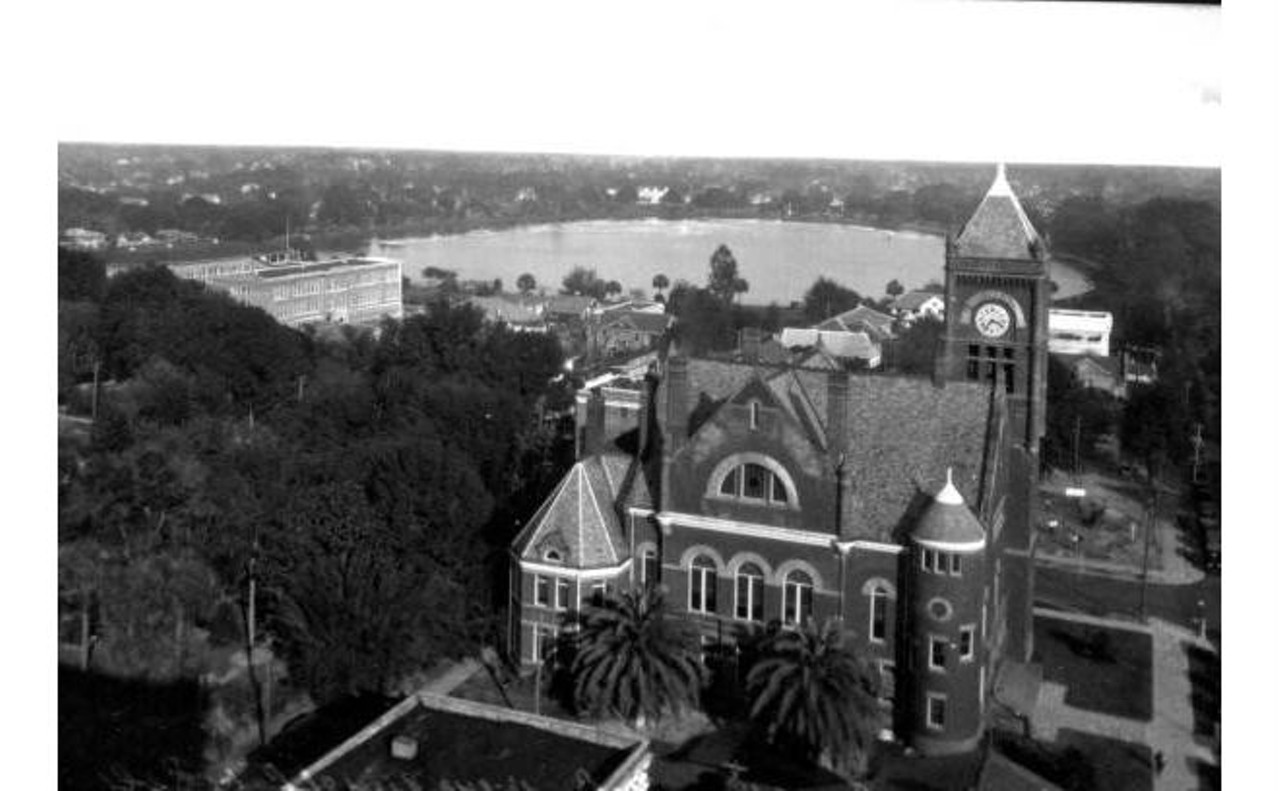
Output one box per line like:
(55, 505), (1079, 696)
(509, 165), (1046, 755)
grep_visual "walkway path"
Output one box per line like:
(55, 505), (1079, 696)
(1031, 610), (1218, 791)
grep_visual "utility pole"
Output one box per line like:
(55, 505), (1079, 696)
(1139, 486), (1157, 620)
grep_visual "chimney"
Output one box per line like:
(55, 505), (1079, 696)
(665, 355), (689, 452)
(582, 387), (606, 458)
(739, 327), (762, 361)
(826, 369), (849, 458)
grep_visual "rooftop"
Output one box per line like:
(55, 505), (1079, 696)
(954, 164), (1044, 261)
(285, 693), (648, 791)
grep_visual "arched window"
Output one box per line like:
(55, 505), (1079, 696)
(782, 570), (814, 626)
(735, 563), (765, 622)
(689, 555), (718, 614)
(717, 462), (790, 505)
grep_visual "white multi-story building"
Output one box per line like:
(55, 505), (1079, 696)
(1048, 309), (1112, 357)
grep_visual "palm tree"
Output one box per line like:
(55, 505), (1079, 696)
(569, 588), (707, 727)
(746, 619), (882, 776)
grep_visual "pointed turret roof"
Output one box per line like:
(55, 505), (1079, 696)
(953, 164), (1044, 261)
(911, 469), (987, 550)
(512, 456), (627, 568)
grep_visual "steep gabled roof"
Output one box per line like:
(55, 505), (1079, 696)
(954, 164), (1044, 260)
(911, 469), (987, 548)
(513, 456), (627, 568)
(662, 358), (995, 541)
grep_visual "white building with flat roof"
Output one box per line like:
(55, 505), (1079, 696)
(1048, 309), (1112, 357)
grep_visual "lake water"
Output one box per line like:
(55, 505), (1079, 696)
(374, 219), (1089, 305)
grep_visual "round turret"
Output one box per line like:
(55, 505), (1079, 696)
(907, 469), (988, 756)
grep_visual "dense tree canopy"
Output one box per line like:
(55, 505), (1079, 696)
(802, 277), (862, 324)
(707, 244), (749, 304)
(561, 266), (609, 299)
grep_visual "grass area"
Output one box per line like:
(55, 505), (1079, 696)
(1037, 468), (1161, 568)
(1186, 645), (1221, 741)
(992, 728), (1151, 791)
(1033, 617), (1153, 721)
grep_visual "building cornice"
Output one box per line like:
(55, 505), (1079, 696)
(519, 558), (632, 579)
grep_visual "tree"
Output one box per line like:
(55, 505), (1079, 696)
(604, 280), (623, 299)
(707, 244), (748, 304)
(802, 277), (861, 324)
(747, 619), (881, 776)
(652, 273), (670, 298)
(887, 315), (943, 375)
(569, 588), (707, 726)
(885, 279), (905, 298)
(516, 273), (537, 295)
(59, 248), (107, 303)
(561, 266), (608, 300)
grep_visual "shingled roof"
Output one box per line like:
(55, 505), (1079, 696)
(513, 455), (628, 568)
(667, 359), (995, 541)
(954, 164), (1044, 261)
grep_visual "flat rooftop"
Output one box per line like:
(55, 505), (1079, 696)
(254, 256), (399, 279)
(287, 693), (647, 791)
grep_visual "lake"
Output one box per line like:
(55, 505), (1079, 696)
(373, 219), (1090, 305)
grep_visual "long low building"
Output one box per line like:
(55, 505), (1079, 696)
(1047, 308), (1112, 357)
(110, 251), (404, 328)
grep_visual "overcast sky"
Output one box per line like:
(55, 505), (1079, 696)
(51, 1), (1220, 167)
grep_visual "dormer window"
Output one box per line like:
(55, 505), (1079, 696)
(543, 549), (563, 563)
(749, 400), (760, 430)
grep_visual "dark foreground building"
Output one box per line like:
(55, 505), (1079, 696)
(509, 166), (1047, 756)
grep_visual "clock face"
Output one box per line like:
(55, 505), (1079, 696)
(974, 302), (1012, 338)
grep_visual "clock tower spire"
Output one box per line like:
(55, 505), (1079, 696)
(936, 164), (1049, 453)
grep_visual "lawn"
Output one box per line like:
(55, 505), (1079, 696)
(1033, 617), (1153, 721)
(1186, 644), (1221, 742)
(992, 728), (1151, 791)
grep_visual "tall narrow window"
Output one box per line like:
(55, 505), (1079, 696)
(589, 581), (607, 606)
(743, 464), (768, 499)
(735, 563), (765, 622)
(534, 576), (550, 607)
(959, 626), (975, 661)
(749, 400), (760, 430)
(689, 556), (718, 614)
(870, 587), (890, 642)
(783, 570), (814, 626)
(641, 547), (660, 588)
(535, 625), (557, 664)
(926, 693), (947, 730)
(950, 554), (962, 576)
(929, 636), (948, 671)
(555, 577), (571, 611)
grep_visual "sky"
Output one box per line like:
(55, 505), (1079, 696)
(47, 1), (1221, 167)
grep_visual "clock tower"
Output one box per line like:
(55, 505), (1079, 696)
(937, 164), (1049, 453)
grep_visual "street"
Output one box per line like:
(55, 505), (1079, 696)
(1035, 565), (1221, 643)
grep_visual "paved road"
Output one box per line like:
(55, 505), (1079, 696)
(1035, 565), (1221, 642)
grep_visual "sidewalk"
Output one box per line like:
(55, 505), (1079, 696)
(1030, 610), (1219, 791)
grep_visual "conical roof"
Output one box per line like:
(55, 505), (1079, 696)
(911, 469), (986, 550)
(512, 457), (626, 568)
(953, 164), (1044, 260)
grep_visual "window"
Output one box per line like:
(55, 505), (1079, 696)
(783, 570), (814, 626)
(920, 549), (935, 572)
(926, 693), (947, 730)
(929, 636), (948, 671)
(589, 581), (608, 606)
(743, 463), (768, 499)
(555, 577), (571, 611)
(965, 344), (1015, 393)
(870, 587), (890, 642)
(922, 550), (955, 575)
(534, 575), (550, 607)
(735, 563), (765, 622)
(689, 556), (718, 614)
(950, 554), (962, 576)
(959, 626), (975, 661)
(641, 547), (660, 588)
(749, 400), (760, 430)
(716, 461), (791, 506)
(534, 625), (557, 664)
